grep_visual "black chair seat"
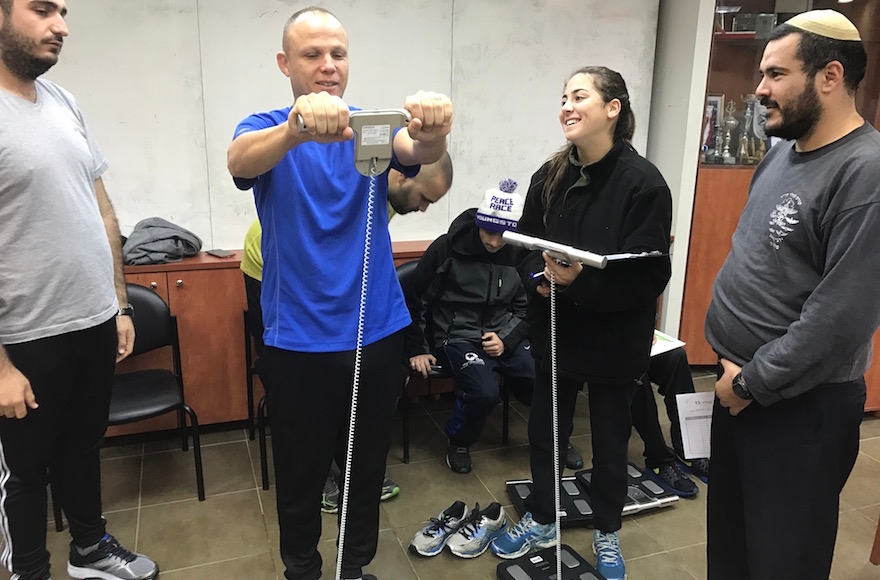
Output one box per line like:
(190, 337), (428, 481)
(108, 370), (184, 425)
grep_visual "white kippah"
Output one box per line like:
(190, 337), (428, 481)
(785, 9), (861, 42)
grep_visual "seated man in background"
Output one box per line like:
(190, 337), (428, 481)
(631, 345), (710, 497)
(241, 153), (454, 509)
(404, 180), (582, 473)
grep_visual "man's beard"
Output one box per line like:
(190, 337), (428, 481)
(762, 79), (822, 141)
(0, 20), (59, 81)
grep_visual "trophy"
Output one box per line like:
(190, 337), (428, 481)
(739, 94), (760, 164)
(721, 100), (739, 164)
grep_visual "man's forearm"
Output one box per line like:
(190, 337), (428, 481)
(0, 344), (11, 372)
(227, 124), (303, 179)
(95, 179), (128, 307)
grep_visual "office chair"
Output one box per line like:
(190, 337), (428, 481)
(395, 260), (510, 464)
(109, 283), (205, 501)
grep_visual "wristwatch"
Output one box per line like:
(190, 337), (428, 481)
(117, 304), (134, 317)
(731, 372), (753, 400)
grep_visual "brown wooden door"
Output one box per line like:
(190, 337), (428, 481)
(167, 268), (248, 424)
(679, 167), (754, 364)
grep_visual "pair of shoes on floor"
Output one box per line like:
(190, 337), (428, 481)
(409, 501), (507, 558)
(566, 442), (584, 470)
(593, 530), (626, 580)
(676, 456), (709, 483)
(446, 444), (472, 473)
(490, 511), (557, 559)
(649, 462), (699, 498)
(321, 473), (400, 514)
(68, 533), (158, 579)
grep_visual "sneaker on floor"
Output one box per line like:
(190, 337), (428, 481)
(446, 444), (472, 474)
(677, 456), (709, 483)
(649, 462), (698, 498)
(409, 500), (469, 557)
(490, 511), (557, 559)
(68, 534), (158, 580)
(446, 502), (508, 558)
(380, 474), (400, 501)
(566, 442), (584, 470)
(593, 530), (625, 580)
(321, 474), (339, 514)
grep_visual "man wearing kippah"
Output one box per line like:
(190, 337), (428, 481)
(705, 10), (880, 579)
(404, 180), (539, 474)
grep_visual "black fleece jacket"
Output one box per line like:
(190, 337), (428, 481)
(403, 209), (529, 358)
(518, 141), (672, 383)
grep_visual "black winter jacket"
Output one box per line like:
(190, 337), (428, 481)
(518, 141), (672, 384)
(403, 209), (528, 358)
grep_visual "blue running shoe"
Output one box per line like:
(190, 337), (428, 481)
(490, 511), (557, 560)
(593, 530), (625, 580)
(409, 501), (469, 557)
(446, 502), (507, 558)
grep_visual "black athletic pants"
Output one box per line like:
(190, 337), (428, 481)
(525, 369), (635, 532)
(263, 331), (402, 580)
(0, 318), (117, 579)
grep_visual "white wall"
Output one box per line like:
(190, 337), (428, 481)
(645, 0), (715, 336)
(45, 0), (660, 249)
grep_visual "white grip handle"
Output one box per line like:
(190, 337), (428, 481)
(502, 231), (608, 270)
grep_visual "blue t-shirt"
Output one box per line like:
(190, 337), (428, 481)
(233, 107), (415, 352)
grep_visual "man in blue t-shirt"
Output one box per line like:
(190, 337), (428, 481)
(227, 7), (452, 580)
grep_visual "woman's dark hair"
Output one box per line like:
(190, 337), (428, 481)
(541, 66), (635, 214)
(768, 24), (867, 94)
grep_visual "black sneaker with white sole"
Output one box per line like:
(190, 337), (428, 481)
(67, 534), (158, 580)
(446, 445), (471, 474)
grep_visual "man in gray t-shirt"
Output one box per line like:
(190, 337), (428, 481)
(0, 1), (157, 579)
(704, 10), (880, 580)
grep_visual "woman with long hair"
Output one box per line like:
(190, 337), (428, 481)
(490, 66), (672, 580)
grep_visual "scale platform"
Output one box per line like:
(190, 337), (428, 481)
(506, 462), (678, 528)
(496, 544), (605, 580)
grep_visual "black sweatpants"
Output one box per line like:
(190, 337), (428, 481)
(631, 347), (696, 467)
(263, 331), (402, 580)
(525, 369), (635, 532)
(707, 377), (865, 580)
(0, 318), (117, 579)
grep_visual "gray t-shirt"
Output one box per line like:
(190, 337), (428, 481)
(0, 79), (116, 344)
(706, 122), (880, 405)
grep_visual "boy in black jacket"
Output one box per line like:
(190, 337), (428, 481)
(405, 181), (537, 473)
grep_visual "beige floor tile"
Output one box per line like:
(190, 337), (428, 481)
(388, 414), (449, 464)
(629, 488), (707, 551)
(860, 414), (880, 440)
(137, 490), (270, 571)
(159, 552), (278, 579)
(248, 434), (274, 488)
(668, 543), (708, 580)
(860, 437), (880, 462)
(830, 509), (880, 580)
(143, 427), (248, 453)
(100, 455), (142, 512)
(627, 550), (699, 579)
(99, 441), (144, 460)
(841, 452), (880, 510)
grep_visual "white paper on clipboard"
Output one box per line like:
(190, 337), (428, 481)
(675, 392), (714, 459)
(651, 330), (685, 357)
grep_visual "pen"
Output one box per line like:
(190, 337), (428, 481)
(530, 271), (545, 279)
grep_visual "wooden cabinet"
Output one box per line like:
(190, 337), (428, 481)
(680, 166), (753, 364)
(108, 253), (248, 437)
(109, 242), (434, 437)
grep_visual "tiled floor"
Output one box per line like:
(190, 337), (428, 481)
(8, 371), (880, 579)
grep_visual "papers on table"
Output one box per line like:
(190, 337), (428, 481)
(651, 330), (685, 358)
(675, 392), (714, 459)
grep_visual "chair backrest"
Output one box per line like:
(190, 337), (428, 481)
(126, 283), (175, 356)
(395, 259), (419, 294)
